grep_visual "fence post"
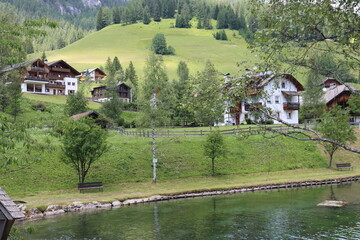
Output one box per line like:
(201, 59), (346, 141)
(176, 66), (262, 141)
(168, 130), (170, 138)
(201, 130), (203, 136)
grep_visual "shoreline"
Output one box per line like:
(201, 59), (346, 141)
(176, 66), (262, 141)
(18, 175), (360, 221)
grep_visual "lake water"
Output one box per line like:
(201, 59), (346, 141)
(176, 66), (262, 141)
(19, 182), (360, 239)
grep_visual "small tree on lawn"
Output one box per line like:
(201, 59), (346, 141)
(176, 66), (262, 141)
(64, 91), (88, 116)
(61, 118), (108, 183)
(204, 130), (226, 176)
(318, 106), (356, 168)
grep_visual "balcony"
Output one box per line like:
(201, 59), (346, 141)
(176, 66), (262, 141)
(24, 76), (49, 82)
(45, 83), (65, 89)
(28, 67), (46, 72)
(283, 102), (300, 110)
(51, 67), (70, 73)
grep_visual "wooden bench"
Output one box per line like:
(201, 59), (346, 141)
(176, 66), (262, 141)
(336, 163), (353, 170)
(78, 182), (103, 193)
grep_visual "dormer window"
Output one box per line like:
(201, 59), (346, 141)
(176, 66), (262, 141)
(282, 82), (286, 88)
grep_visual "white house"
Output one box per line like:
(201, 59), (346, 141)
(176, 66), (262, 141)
(224, 72), (305, 125)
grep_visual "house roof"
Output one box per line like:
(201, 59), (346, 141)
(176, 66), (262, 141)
(71, 110), (99, 120)
(0, 187), (25, 219)
(320, 77), (343, 86)
(47, 60), (81, 76)
(282, 91), (301, 96)
(323, 84), (352, 104)
(91, 82), (131, 91)
(257, 73), (304, 91)
(0, 58), (42, 73)
(82, 68), (106, 76)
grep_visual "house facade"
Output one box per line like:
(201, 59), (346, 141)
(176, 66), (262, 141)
(224, 73), (304, 125)
(91, 82), (132, 102)
(79, 68), (106, 82)
(1, 59), (80, 95)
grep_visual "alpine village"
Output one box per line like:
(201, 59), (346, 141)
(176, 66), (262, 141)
(0, 0), (360, 239)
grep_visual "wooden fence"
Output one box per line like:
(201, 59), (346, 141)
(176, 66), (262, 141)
(108, 124), (316, 138)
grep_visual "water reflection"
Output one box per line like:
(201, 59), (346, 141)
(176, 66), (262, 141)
(20, 182), (360, 239)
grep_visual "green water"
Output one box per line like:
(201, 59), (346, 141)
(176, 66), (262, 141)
(20, 183), (360, 239)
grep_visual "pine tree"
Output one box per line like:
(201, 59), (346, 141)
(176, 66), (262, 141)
(216, 8), (228, 29)
(112, 6), (122, 24)
(143, 6), (151, 25)
(64, 91), (88, 117)
(125, 61), (138, 102)
(41, 51), (47, 62)
(96, 7), (104, 30)
(125, 61), (138, 89)
(152, 0), (162, 22)
(105, 57), (114, 78)
(112, 56), (122, 72)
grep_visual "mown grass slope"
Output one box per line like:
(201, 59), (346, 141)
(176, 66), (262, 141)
(31, 19), (257, 80)
(1, 128), (326, 198)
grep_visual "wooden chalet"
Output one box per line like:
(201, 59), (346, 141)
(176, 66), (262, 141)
(321, 78), (360, 123)
(79, 68), (106, 82)
(0, 59), (80, 95)
(91, 83), (132, 102)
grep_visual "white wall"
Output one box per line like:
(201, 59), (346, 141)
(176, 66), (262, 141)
(223, 77), (301, 125)
(64, 77), (78, 95)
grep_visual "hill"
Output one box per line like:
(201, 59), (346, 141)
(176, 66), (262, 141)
(32, 19), (258, 80)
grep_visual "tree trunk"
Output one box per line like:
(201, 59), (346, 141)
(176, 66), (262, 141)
(212, 157), (215, 176)
(329, 152), (334, 168)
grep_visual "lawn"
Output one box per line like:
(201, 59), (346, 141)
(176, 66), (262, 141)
(30, 19), (258, 81)
(1, 128), (327, 201)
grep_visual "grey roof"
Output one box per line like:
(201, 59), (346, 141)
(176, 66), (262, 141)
(323, 85), (349, 103)
(0, 58), (41, 73)
(0, 187), (25, 219)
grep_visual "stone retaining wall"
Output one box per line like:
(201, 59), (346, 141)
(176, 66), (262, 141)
(18, 176), (360, 220)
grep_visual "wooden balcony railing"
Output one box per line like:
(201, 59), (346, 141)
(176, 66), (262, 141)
(24, 76), (49, 82)
(28, 67), (46, 72)
(283, 102), (300, 110)
(51, 67), (70, 73)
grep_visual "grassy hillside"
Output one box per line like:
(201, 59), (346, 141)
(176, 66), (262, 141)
(0, 128), (326, 198)
(31, 19), (258, 80)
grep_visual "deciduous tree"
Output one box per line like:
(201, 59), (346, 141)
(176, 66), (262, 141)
(318, 106), (356, 168)
(204, 130), (227, 176)
(61, 118), (108, 183)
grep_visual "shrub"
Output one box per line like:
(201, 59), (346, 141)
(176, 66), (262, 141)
(167, 45), (175, 55)
(31, 102), (47, 112)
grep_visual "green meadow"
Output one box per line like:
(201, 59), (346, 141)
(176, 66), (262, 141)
(30, 19), (258, 80)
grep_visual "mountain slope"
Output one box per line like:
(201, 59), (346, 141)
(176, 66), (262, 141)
(36, 19), (258, 80)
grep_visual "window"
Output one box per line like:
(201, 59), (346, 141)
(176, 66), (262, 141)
(67, 82), (71, 86)
(287, 112), (292, 119)
(275, 81), (279, 88)
(35, 84), (42, 92)
(281, 82), (286, 88)
(72, 82), (75, 86)
(275, 96), (280, 104)
(267, 97), (272, 104)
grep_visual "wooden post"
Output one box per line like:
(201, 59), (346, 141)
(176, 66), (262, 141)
(201, 130), (203, 136)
